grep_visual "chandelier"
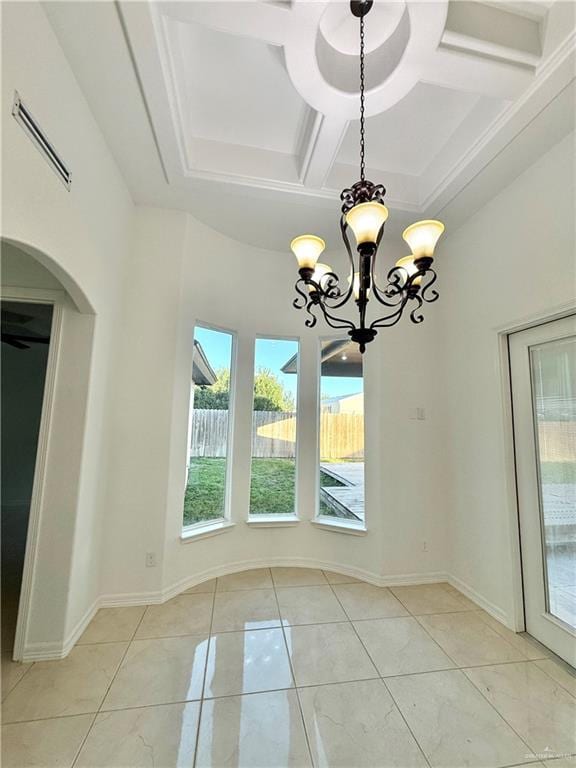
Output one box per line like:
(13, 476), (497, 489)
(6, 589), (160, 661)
(290, 0), (445, 353)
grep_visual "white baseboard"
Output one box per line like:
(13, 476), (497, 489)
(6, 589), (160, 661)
(103, 558), (450, 605)
(21, 560), (512, 660)
(100, 590), (165, 607)
(446, 573), (509, 626)
(21, 598), (99, 662)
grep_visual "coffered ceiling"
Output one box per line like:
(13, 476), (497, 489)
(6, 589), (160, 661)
(45, 0), (575, 250)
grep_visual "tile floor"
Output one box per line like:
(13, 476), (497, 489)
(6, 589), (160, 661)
(2, 568), (575, 768)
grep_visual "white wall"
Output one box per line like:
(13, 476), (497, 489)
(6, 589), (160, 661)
(98, 207), (447, 602)
(438, 131), (576, 624)
(1, 2), (133, 655)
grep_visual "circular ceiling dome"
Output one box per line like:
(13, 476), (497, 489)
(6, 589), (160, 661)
(316, 1), (410, 94)
(319, 1), (407, 56)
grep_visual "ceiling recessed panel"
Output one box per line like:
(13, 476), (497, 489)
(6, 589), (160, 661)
(44, 0), (576, 249)
(164, 15), (308, 157)
(337, 83), (483, 177)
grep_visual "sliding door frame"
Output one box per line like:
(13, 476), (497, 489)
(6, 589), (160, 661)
(496, 301), (576, 635)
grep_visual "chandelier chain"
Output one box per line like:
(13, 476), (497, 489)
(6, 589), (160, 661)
(360, 12), (366, 182)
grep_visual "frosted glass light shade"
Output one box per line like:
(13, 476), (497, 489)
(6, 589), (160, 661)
(396, 255), (422, 286)
(290, 235), (325, 269)
(347, 271), (370, 299)
(308, 262), (333, 293)
(345, 202), (389, 245)
(402, 220), (444, 258)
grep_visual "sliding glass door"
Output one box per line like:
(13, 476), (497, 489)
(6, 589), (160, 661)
(509, 315), (576, 665)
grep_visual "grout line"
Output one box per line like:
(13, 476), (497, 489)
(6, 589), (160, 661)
(380, 677), (435, 768)
(270, 570), (316, 767)
(460, 665), (543, 760)
(392, 590), (567, 693)
(70, 608), (148, 767)
(372, 585), (459, 767)
(529, 659), (576, 700)
(412, 611), (528, 664)
(9, 656), (565, 730)
(8, 654), (571, 729)
(390, 592), (463, 670)
(192, 571), (218, 768)
(473, 609), (551, 658)
(1, 657), (35, 701)
(326, 581), (433, 768)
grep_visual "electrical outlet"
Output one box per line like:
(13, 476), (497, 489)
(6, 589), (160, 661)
(422, 541), (428, 552)
(145, 552), (157, 568)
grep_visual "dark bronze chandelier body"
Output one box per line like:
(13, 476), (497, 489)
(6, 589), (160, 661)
(290, 0), (444, 353)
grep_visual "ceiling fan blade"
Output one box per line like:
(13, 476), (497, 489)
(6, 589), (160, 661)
(1, 309), (34, 325)
(1, 332), (50, 348)
(1, 335), (30, 350)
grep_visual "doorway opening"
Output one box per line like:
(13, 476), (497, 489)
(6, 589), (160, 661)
(1, 301), (54, 662)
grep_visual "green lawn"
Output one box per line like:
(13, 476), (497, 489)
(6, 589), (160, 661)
(183, 457), (346, 525)
(183, 458), (573, 526)
(183, 458), (227, 525)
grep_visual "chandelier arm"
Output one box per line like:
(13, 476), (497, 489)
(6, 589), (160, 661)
(304, 301), (319, 328)
(320, 216), (356, 310)
(370, 266), (409, 307)
(369, 298), (410, 330)
(293, 278), (355, 331)
(293, 279), (310, 310)
(420, 268), (440, 303)
(318, 272), (344, 301)
(409, 293), (425, 324)
(315, 298), (357, 331)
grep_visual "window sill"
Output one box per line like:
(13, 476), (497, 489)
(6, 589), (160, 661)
(181, 520), (235, 542)
(246, 515), (300, 528)
(311, 517), (367, 536)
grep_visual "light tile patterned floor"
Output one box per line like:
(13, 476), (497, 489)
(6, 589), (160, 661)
(2, 569), (575, 768)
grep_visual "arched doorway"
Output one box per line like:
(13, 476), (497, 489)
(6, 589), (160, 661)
(1, 239), (96, 677)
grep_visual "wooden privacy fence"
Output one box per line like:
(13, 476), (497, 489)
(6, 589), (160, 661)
(190, 409), (365, 460)
(537, 421), (576, 463)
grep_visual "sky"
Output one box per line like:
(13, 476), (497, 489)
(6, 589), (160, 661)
(194, 326), (362, 401)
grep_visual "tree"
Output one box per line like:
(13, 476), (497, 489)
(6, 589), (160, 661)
(193, 387), (229, 410)
(193, 367), (294, 411)
(193, 368), (230, 410)
(253, 368), (294, 411)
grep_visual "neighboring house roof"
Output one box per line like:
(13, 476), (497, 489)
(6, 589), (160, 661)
(281, 339), (362, 377)
(322, 393), (362, 405)
(192, 340), (217, 385)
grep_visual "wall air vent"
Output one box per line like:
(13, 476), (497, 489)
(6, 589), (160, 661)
(11, 92), (72, 189)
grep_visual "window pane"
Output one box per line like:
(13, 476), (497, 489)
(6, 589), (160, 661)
(249, 338), (298, 516)
(531, 336), (576, 629)
(318, 339), (365, 523)
(184, 326), (234, 526)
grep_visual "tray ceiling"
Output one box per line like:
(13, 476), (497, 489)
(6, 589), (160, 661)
(44, 0), (575, 249)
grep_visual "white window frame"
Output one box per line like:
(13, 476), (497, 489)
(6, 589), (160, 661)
(314, 335), (367, 534)
(246, 334), (301, 525)
(181, 321), (238, 537)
